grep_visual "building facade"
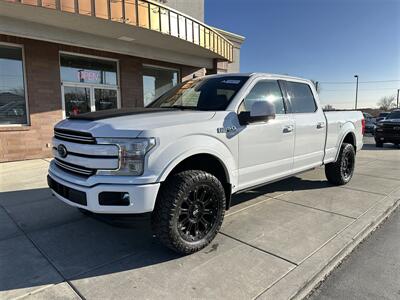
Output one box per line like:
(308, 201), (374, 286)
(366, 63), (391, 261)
(0, 0), (245, 162)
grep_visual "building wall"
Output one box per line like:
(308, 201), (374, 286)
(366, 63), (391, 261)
(0, 34), (204, 162)
(156, 0), (205, 22)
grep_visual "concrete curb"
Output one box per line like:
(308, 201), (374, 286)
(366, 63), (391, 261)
(258, 187), (400, 300)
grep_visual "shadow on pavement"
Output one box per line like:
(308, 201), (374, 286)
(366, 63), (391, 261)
(0, 174), (333, 296)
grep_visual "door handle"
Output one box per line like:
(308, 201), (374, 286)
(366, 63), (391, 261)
(317, 122), (325, 129)
(283, 125), (294, 133)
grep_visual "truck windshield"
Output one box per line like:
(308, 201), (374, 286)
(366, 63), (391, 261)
(147, 76), (248, 111)
(386, 111), (400, 119)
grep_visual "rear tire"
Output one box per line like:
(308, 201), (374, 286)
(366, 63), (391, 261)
(151, 170), (226, 254)
(325, 143), (355, 185)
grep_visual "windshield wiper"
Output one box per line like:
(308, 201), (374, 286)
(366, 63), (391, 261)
(170, 105), (198, 110)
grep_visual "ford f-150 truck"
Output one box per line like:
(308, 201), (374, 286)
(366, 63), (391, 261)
(48, 73), (364, 254)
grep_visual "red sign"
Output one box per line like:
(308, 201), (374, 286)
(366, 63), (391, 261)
(77, 70), (100, 82)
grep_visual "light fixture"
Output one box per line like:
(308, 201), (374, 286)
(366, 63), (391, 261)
(118, 36), (135, 42)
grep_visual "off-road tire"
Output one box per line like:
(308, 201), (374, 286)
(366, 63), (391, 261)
(325, 143), (355, 185)
(151, 170), (225, 254)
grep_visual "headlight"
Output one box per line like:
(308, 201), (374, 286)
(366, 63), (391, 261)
(96, 138), (156, 176)
(375, 123), (383, 131)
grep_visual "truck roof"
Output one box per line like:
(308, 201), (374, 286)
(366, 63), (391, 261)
(209, 72), (311, 83)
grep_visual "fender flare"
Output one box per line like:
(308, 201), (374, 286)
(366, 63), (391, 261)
(334, 124), (356, 161)
(156, 145), (236, 185)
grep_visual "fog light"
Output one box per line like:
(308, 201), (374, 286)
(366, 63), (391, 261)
(98, 192), (130, 206)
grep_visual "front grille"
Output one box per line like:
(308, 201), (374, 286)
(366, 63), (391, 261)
(54, 128), (95, 144)
(382, 124), (400, 134)
(55, 158), (96, 177)
(48, 175), (87, 206)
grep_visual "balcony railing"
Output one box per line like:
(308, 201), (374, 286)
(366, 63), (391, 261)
(6, 0), (234, 61)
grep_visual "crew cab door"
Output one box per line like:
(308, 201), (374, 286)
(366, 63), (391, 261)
(282, 81), (326, 172)
(237, 79), (295, 190)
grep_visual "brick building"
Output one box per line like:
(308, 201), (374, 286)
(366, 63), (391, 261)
(0, 0), (245, 162)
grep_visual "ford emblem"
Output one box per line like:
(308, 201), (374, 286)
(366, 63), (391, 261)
(57, 144), (68, 158)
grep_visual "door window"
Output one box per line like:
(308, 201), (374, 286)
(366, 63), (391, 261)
(240, 80), (285, 114)
(95, 88), (118, 111)
(64, 86), (91, 117)
(285, 82), (317, 113)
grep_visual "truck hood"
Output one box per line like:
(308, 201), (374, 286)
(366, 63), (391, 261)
(380, 118), (400, 124)
(56, 108), (216, 138)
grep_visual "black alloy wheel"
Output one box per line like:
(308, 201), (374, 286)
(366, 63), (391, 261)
(152, 170), (226, 254)
(177, 184), (220, 242)
(325, 143), (356, 185)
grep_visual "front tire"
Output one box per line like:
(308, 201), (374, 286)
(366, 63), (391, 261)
(325, 143), (355, 185)
(152, 170), (226, 254)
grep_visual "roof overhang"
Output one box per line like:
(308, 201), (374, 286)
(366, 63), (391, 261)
(0, 0), (234, 67)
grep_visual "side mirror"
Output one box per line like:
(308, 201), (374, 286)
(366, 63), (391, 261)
(238, 100), (276, 125)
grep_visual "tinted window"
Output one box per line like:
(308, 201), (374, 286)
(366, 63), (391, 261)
(240, 80), (285, 114)
(286, 82), (317, 113)
(0, 45), (27, 125)
(386, 111), (400, 119)
(148, 76), (248, 111)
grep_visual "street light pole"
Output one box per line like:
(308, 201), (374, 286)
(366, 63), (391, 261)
(354, 75), (359, 110)
(397, 89), (399, 108)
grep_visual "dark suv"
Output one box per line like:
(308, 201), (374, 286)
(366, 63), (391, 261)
(375, 110), (400, 147)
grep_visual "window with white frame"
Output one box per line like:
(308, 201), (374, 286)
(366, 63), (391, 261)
(60, 53), (119, 117)
(0, 44), (28, 125)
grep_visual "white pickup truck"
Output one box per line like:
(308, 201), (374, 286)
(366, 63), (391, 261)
(48, 73), (364, 254)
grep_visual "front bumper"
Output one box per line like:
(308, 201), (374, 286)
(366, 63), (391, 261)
(48, 170), (160, 214)
(375, 132), (400, 144)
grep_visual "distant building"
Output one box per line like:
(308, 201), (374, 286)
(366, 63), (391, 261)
(0, 0), (245, 162)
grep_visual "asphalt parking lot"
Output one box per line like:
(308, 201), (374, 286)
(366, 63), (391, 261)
(1, 136), (399, 300)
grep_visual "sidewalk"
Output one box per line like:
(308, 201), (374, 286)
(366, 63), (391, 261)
(0, 137), (399, 299)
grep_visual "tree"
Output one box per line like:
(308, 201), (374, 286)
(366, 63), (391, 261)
(377, 95), (396, 110)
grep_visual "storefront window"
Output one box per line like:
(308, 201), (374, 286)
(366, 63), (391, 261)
(0, 45), (27, 125)
(60, 54), (117, 85)
(143, 66), (179, 106)
(60, 53), (119, 117)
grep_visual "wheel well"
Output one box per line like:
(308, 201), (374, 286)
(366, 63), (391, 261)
(343, 132), (356, 151)
(166, 154), (232, 209)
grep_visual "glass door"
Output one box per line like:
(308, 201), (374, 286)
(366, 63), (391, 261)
(62, 84), (119, 118)
(63, 86), (91, 117)
(94, 88), (118, 111)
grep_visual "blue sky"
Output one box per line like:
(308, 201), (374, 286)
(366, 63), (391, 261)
(205, 0), (400, 109)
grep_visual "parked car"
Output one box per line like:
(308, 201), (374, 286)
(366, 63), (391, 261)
(363, 112), (373, 120)
(48, 73), (364, 254)
(376, 112), (390, 122)
(375, 109), (400, 147)
(364, 118), (376, 134)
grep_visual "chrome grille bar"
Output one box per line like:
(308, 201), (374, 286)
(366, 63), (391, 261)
(55, 159), (95, 176)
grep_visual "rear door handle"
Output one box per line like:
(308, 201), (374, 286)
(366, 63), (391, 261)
(283, 125), (294, 133)
(317, 122), (325, 129)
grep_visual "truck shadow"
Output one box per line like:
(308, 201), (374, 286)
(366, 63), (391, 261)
(0, 174), (331, 295)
